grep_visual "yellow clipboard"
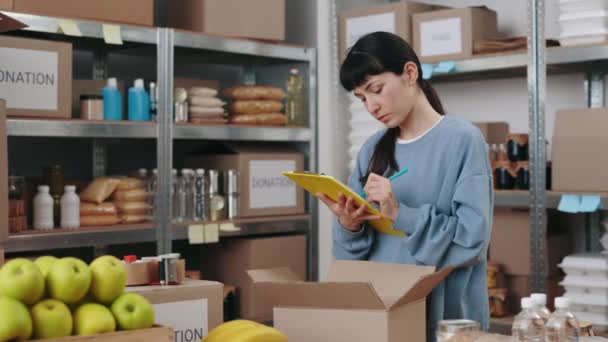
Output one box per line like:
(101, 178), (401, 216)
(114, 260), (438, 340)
(283, 171), (405, 237)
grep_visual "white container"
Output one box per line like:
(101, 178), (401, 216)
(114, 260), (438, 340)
(60, 185), (79, 229)
(558, 10), (608, 36)
(559, 33), (608, 46)
(558, 0), (608, 13)
(559, 253), (608, 278)
(33, 185), (54, 230)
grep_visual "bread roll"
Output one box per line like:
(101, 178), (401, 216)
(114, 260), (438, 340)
(222, 85), (285, 100)
(228, 100), (284, 114)
(230, 113), (286, 126)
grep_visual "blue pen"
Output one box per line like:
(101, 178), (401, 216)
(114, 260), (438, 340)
(359, 168), (409, 199)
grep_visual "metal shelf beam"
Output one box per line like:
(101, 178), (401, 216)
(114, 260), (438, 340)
(174, 124), (311, 141)
(7, 119), (157, 138)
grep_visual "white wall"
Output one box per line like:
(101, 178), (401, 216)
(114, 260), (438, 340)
(315, 0), (593, 278)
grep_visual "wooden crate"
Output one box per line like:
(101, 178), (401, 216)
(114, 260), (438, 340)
(30, 325), (173, 342)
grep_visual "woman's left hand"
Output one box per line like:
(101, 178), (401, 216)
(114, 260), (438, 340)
(363, 173), (399, 221)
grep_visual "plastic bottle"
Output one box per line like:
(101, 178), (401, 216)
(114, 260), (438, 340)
(149, 82), (158, 122)
(512, 297), (545, 341)
(175, 169), (189, 222)
(285, 67), (305, 127)
(546, 297), (580, 342)
(60, 185), (80, 229)
(102, 77), (123, 120)
(530, 293), (551, 323)
(33, 185), (54, 230)
(128, 78), (150, 121)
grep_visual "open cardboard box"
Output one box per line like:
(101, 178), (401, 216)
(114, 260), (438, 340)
(248, 260), (452, 342)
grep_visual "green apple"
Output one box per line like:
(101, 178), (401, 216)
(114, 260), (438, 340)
(73, 303), (116, 336)
(34, 255), (58, 278)
(31, 299), (73, 338)
(0, 296), (32, 341)
(111, 293), (155, 330)
(0, 258), (45, 305)
(89, 255), (127, 304)
(47, 257), (92, 304)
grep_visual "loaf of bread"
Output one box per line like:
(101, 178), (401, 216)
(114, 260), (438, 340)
(116, 177), (146, 191)
(189, 96), (225, 108)
(120, 214), (150, 224)
(222, 85), (286, 101)
(228, 100), (284, 114)
(190, 118), (227, 125)
(80, 177), (121, 204)
(80, 202), (118, 216)
(189, 106), (226, 115)
(230, 113), (286, 126)
(189, 87), (218, 98)
(112, 188), (149, 202)
(115, 201), (151, 215)
(80, 215), (121, 226)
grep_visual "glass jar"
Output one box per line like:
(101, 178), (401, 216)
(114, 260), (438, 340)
(507, 134), (529, 162)
(436, 320), (480, 342)
(8, 175), (25, 200)
(516, 161), (530, 190)
(493, 160), (516, 190)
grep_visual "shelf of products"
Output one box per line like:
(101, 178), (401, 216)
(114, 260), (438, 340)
(495, 190), (608, 209)
(173, 123), (311, 141)
(2, 215), (310, 253)
(7, 119), (157, 138)
(3, 11), (158, 44)
(432, 43), (608, 81)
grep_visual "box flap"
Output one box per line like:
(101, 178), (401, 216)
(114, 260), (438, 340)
(253, 281), (387, 311)
(327, 260), (437, 307)
(390, 266), (453, 309)
(554, 108), (608, 138)
(247, 267), (302, 282)
(0, 12), (27, 33)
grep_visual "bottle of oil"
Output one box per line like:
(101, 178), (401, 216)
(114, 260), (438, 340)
(285, 67), (305, 127)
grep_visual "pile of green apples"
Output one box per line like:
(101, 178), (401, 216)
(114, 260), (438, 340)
(0, 255), (155, 341)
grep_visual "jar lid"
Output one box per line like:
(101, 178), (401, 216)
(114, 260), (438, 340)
(123, 255), (137, 263)
(80, 95), (103, 100)
(436, 319), (480, 334)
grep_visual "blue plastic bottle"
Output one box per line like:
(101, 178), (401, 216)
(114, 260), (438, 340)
(101, 77), (122, 120)
(128, 78), (150, 121)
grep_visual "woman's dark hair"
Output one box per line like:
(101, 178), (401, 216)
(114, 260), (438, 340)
(340, 31), (444, 186)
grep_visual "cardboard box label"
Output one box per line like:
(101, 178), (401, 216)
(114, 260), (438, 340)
(0, 47), (58, 110)
(420, 17), (462, 57)
(153, 299), (209, 342)
(249, 160), (296, 209)
(345, 12), (395, 50)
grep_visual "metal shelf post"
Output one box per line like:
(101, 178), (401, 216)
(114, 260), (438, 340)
(528, 0), (547, 292)
(156, 28), (174, 255)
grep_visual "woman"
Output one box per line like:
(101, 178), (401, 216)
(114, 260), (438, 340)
(318, 32), (493, 340)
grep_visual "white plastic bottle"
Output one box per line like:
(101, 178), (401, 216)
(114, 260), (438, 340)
(530, 293), (551, 322)
(512, 297), (545, 341)
(546, 297), (580, 342)
(33, 185), (54, 230)
(60, 185), (80, 229)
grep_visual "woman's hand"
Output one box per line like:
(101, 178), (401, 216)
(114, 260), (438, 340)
(363, 173), (399, 221)
(317, 193), (380, 232)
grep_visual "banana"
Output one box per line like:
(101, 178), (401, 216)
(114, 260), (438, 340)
(203, 320), (261, 342)
(229, 325), (288, 342)
(203, 320), (287, 342)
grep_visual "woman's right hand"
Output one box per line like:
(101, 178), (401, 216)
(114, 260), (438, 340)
(317, 193), (380, 232)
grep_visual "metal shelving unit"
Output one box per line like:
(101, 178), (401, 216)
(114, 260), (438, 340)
(0, 11), (318, 278)
(4, 215), (310, 253)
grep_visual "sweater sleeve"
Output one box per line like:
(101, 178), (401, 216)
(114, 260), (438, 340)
(332, 140), (376, 261)
(392, 131), (493, 268)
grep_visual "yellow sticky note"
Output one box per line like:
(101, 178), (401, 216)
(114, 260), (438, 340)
(219, 222), (241, 232)
(188, 224), (204, 244)
(204, 223), (220, 244)
(58, 20), (82, 37)
(102, 24), (123, 45)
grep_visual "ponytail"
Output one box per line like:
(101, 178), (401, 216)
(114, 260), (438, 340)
(419, 79), (445, 115)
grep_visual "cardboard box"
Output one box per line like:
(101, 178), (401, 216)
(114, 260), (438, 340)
(413, 7), (497, 63)
(338, 2), (437, 61)
(72, 79), (125, 119)
(552, 107), (608, 192)
(127, 280), (223, 342)
(248, 260), (452, 342)
(200, 235), (306, 322)
(29, 325), (173, 342)
(4, 0), (157, 26)
(507, 275), (563, 313)
(169, 0), (285, 41)
(0, 100), (6, 243)
(474, 122), (509, 144)
(489, 209), (573, 276)
(0, 36), (72, 119)
(186, 144), (305, 217)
